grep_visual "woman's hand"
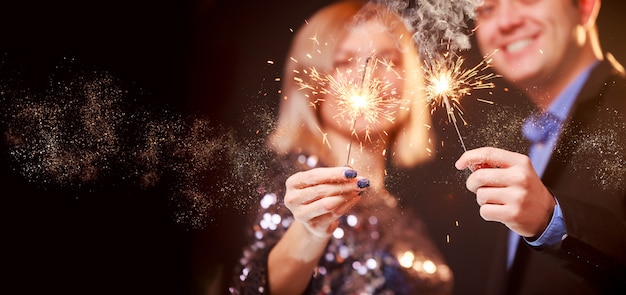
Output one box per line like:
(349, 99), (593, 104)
(284, 167), (370, 237)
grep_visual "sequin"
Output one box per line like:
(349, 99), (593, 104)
(230, 155), (453, 294)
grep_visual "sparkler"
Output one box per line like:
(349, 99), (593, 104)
(300, 56), (402, 166)
(423, 51), (500, 152)
(344, 56), (374, 166)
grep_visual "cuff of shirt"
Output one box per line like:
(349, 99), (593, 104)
(524, 200), (567, 248)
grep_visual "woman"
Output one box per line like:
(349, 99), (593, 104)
(231, 1), (452, 294)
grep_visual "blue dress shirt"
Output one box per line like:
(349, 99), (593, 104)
(506, 61), (599, 269)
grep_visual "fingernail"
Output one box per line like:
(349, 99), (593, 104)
(357, 179), (370, 188)
(344, 169), (357, 178)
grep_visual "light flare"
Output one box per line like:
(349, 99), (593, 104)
(297, 55), (404, 165)
(423, 51), (500, 151)
(327, 56), (399, 128)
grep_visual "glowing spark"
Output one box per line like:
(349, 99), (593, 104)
(424, 51), (500, 151)
(342, 56), (376, 165)
(476, 98), (493, 104)
(316, 125), (331, 149)
(297, 55), (402, 165)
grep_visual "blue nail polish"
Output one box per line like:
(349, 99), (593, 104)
(344, 169), (357, 178)
(357, 179), (370, 188)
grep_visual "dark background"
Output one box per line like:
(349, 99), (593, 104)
(1, 1), (625, 294)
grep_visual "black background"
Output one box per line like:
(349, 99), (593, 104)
(1, 1), (625, 294)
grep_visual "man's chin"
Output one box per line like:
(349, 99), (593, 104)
(496, 65), (541, 87)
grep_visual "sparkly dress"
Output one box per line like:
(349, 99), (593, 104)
(230, 154), (453, 295)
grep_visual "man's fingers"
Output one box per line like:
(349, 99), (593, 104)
(475, 186), (508, 206)
(466, 168), (507, 192)
(455, 147), (525, 171)
(478, 203), (509, 223)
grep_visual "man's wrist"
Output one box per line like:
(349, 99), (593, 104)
(525, 200), (567, 248)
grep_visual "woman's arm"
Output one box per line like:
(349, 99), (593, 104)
(267, 167), (368, 295)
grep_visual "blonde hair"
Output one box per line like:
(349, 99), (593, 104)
(267, 0), (433, 167)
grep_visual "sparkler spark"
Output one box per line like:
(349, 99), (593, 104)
(423, 51), (500, 152)
(298, 56), (403, 165)
(1, 63), (277, 230)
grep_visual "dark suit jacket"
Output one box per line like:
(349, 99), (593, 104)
(489, 55), (626, 295)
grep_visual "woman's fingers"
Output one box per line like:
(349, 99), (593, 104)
(286, 167), (361, 189)
(305, 196), (361, 236)
(289, 184), (363, 221)
(284, 167), (370, 235)
(285, 167), (368, 208)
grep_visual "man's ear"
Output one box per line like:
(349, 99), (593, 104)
(579, 0), (601, 28)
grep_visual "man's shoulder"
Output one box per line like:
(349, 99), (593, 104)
(579, 54), (626, 110)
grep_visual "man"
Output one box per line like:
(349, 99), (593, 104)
(456, 0), (626, 294)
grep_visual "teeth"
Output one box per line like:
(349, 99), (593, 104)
(506, 39), (531, 53)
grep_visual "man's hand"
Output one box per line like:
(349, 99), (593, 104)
(455, 147), (556, 238)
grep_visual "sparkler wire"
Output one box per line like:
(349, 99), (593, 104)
(345, 57), (373, 166)
(424, 52), (500, 154)
(449, 100), (468, 152)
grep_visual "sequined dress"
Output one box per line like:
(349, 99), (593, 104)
(230, 154), (453, 294)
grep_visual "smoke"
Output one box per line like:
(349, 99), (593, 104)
(412, 0), (482, 58)
(379, 0), (483, 60)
